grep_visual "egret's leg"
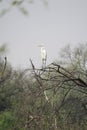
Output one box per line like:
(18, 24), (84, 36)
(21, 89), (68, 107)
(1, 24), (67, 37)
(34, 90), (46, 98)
(42, 59), (46, 69)
(44, 59), (46, 68)
(42, 59), (44, 69)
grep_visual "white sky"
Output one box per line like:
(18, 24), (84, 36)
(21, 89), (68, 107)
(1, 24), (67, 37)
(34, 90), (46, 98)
(0, 0), (87, 68)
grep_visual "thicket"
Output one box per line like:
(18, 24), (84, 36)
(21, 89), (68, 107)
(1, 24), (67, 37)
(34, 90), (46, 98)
(0, 43), (87, 130)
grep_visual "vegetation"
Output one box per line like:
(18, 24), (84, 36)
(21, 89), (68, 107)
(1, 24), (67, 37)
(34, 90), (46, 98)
(0, 43), (87, 130)
(0, 0), (48, 16)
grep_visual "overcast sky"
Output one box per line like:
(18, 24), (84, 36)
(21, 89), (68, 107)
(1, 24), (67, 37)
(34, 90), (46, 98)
(0, 0), (87, 68)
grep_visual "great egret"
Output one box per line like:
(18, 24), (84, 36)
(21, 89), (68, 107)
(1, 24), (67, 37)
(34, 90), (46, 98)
(38, 44), (49, 102)
(38, 45), (47, 68)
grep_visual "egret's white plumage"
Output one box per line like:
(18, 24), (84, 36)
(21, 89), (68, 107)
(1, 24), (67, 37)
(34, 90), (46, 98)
(41, 47), (47, 64)
(38, 45), (47, 68)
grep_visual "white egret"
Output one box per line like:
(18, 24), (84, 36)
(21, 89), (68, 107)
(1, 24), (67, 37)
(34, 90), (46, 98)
(38, 44), (49, 102)
(38, 44), (47, 68)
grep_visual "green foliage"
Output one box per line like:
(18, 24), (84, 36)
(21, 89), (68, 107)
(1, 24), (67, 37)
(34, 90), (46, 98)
(0, 43), (87, 129)
(0, 0), (48, 17)
(0, 9), (10, 17)
(0, 44), (12, 112)
(19, 7), (29, 15)
(0, 44), (7, 54)
(12, 0), (24, 6)
(0, 111), (16, 130)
